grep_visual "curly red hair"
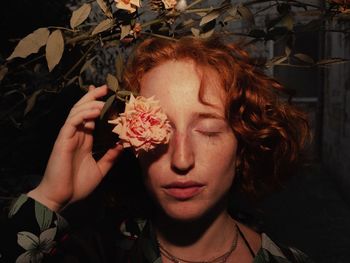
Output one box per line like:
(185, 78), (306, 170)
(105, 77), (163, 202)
(122, 36), (310, 197)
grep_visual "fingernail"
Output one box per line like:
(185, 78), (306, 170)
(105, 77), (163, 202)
(116, 141), (124, 150)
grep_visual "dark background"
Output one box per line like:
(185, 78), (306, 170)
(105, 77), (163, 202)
(1, 1), (350, 262)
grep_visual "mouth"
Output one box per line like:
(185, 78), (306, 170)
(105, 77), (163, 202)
(163, 181), (205, 200)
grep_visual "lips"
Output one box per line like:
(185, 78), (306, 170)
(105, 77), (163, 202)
(163, 181), (205, 200)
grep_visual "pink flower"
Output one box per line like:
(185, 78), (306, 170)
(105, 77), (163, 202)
(114, 0), (141, 13)
(109, 94), (172, 156)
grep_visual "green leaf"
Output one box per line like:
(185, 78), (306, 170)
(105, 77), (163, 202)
(0, 65), (8, 82)
(199, 10), (220, 26)
(100, 94), (115, 119)
(175, 19), (195, 30)
(4, 89), (24, 97)
(196, 6), (212, 17)
(24, 89), (42, 116)
(196, 12), (207, 17)
(316, 58), (348, 65)
(120, 24), (131, 39)
(266, 56), (287, 67)
(66, 75), (79, 86)
(280, 14), (294, 31)
(7, 28), (50, 60)
(237, 5), (254, 25)
(116, 90), (133, 97)
(55, 213), (68, 231)
(223, 15), (237, 23)
(80, 57), (96, 74)
(223, 6), (239, 23)
(252, 251), (266, 263)
(70, 3), (91, 29)
(227, 6), (238, 17)
(45, 30), (64, 72)
(78, 75), (87, 90)
(91, 18), (114, 35)
(200, 28), (215, 38)
(199, 19), (216, 38)
(191, 27), (200, 37)
(35, 201), (53, 232)
(294, 53), (314, 64)
(285, 46), (292, 57)
(135, 218), (147, 231)
(107, 73), (119, 92)
(97, 0), (113, 18)
(8, 194), (28, 218)
(115, 53), (124, 82)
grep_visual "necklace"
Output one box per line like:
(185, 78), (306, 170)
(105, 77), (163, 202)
(157, 223), (238, 263)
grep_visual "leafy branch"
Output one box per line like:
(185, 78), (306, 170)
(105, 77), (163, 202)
(1, 0), (349, 126)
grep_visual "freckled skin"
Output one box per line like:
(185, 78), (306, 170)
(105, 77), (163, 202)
(138, 60), (238, 221)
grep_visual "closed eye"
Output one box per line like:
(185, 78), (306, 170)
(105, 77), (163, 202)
(198, 131), (222, 138)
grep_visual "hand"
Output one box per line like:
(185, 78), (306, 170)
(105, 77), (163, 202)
(28, 85), (123, 212)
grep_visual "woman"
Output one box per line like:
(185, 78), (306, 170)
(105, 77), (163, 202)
(1, 37), (311, 262)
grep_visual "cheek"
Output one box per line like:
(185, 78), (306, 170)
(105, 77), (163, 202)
(208, 158), (236, 199)
(141, 171), (159, 201)
(196, 135), (237, 166)
(137, 143), (169, 176)
(139, 156), (167, 195)
(199, 136), (237, 186)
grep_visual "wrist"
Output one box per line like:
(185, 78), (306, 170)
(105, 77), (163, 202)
(27, 188), (63, 212)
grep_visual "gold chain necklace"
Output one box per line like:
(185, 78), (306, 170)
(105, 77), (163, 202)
(157, 224), (238, 263)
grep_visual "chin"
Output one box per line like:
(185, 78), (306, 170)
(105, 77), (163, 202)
(160, 202), (209, 222)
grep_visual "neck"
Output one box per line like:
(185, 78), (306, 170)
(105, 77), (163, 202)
(155, 208), (236, 261)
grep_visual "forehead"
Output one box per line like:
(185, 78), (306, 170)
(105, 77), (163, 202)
(139, 59), (226, 114)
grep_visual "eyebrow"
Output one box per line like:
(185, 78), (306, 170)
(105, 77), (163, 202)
(166, 112), (227, 129)
(195, 112), (225, 121)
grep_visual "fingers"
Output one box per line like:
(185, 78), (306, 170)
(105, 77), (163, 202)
(63, 99), (105, 138)
(61, 107), (102, 139)
(76, 85), (108, 106)
(69, 100), (105, 118)
(83, 121), (95, 130)
(97, 143), (124, 176)
(64, 85), (108, 133)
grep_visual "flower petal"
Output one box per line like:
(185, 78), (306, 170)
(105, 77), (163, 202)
(31, 252), (44, 263)
(130, 0), (141, 7)
(109, 95), (171, 155)
(15, 251), (32, 263)
(116, 1), (137, 12)
(39, 227), (57, 244)
(17, 232), (38, 250)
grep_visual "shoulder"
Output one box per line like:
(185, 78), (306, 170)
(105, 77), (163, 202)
(254, 233), (314, 263)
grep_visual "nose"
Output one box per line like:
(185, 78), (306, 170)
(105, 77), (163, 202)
(170, 131), (195, 175)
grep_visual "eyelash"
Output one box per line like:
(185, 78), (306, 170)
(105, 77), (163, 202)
(198, 131), (221, 138)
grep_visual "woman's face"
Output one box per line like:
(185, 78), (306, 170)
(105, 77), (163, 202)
(138, 60), (238, 221)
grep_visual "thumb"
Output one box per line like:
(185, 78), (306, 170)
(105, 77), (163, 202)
(97, 143), (124, 176)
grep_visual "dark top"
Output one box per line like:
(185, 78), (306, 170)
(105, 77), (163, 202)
(0, 195), (314, 263)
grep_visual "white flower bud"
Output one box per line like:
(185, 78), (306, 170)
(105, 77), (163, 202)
(176, 0), (187, 12)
